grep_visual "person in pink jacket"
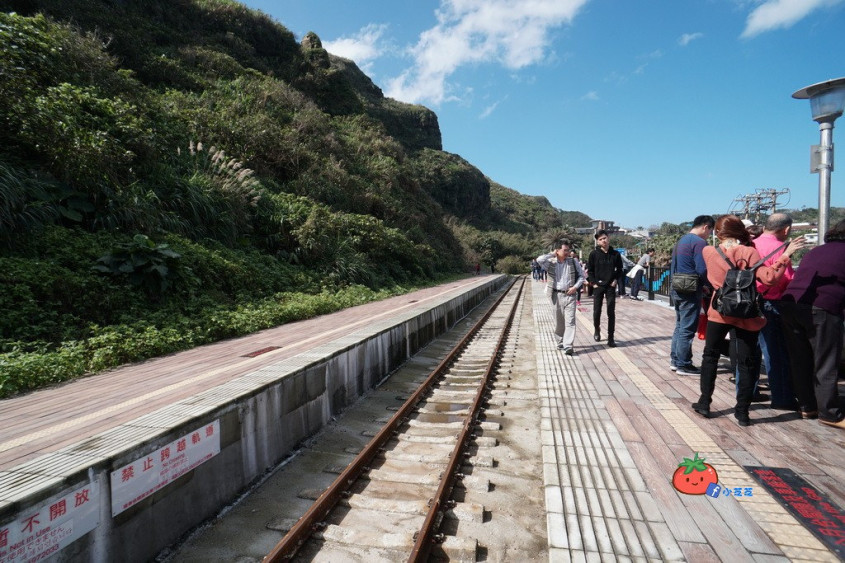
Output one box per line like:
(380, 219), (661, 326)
(691, 215), (804, 427)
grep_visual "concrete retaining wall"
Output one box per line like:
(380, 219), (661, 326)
(0, 275), (508, 562)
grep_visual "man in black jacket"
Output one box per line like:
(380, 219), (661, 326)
(587, 230), (623, 347)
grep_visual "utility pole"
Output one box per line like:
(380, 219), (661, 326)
(730, 188), (790, 223)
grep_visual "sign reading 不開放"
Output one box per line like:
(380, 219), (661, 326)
(0, 481), (99, 563)
(747, 466), (845, 558)
(110, 420), (220, 516)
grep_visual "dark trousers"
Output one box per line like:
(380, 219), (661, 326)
(592, 284), (616, 337)
(630, 272), (644, 298)
(699, 321), (759, 413)
(729, 329), (761, 395)
(780, 301), (844, 422)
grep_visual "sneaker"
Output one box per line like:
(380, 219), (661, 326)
(692, 402), (710, 417)
(557, 343), (565, 350)
(564, 348), (574, 356)
(669, 364), (677, 371)
(676, 365), (700, 376)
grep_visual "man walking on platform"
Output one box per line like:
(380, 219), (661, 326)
(587, 230), (623, 347)
(537, 241), (585, 355)
(754, 213), (806, 411)
(670, 215), (714, 376)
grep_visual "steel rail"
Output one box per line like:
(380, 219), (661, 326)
(407, 277), (525, 562)
(263, 276), (519, 562)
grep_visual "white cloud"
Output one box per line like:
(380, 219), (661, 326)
(324, 23), (389, 65)
(581, 91), (599, 101)
(386, 0), (590, 105)
(678, 32), (704, 46)
(741, 0), (844, 38)
(479, 97), (506, 118)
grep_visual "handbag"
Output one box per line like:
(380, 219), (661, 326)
(670, 243), (699, 294)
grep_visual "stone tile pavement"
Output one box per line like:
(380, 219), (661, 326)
(531, 280), (844, 562)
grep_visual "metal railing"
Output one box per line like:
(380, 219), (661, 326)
(646, 266), (672, 301)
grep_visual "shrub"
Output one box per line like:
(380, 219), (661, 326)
(92, 234), (190, 297)
(497, 255), (529, 275)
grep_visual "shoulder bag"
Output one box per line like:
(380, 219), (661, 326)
(671, 241), (699, 294)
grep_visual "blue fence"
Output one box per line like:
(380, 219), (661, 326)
(649, 266), (671, 299)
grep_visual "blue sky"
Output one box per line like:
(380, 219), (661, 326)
(242, 0), (845, 229)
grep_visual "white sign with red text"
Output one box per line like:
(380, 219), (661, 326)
(110, 420), (220, 516)
(0, 481), (99, 563)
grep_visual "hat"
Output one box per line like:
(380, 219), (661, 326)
(741, 219), (753, 227)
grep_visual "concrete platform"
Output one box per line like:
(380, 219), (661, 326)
(0, 275), (508, 562)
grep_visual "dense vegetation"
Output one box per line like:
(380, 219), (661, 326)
(5, 2), (834, 398)
(0, 1), (582, 396)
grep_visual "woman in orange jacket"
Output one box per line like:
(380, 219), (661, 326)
(691, 215), (804, 426)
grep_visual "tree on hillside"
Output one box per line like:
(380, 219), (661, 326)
(540, 226), (577, 252)
(476, 235), (504, 273)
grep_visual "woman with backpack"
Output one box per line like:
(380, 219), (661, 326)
(691, 215), (805, 427)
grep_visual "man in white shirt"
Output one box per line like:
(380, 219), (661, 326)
(537, 240), (585, 355)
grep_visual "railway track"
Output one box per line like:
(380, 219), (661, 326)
(165, 276), (547, 562)
(263, 277), (526, 562)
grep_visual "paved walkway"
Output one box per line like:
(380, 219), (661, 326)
(532, 280), (845, 561)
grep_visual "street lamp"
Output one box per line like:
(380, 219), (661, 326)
(792, 77), (845, 244)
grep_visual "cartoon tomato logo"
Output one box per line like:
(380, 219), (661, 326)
(672, 453), (718, 495)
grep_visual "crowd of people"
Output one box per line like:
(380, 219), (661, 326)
(534, 214), (845, 431)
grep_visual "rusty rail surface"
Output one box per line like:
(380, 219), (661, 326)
(408, 277), (524, 562)
(263, 276), (521, 562)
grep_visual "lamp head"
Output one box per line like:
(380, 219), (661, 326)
(793, 77), (845, 123)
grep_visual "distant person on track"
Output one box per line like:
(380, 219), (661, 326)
(537, 240), (585, 356)
(587, 230), (623, 348)
(627, 248), (654, 301)
(670, 215), (715, 376)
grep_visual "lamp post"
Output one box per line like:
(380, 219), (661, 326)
(792, 77), (845, 244)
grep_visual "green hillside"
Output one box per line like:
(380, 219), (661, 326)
(0, 1), (580, 396)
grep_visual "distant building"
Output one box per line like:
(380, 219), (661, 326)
(575, 220), (622, 236)
(626, 229), (653, 239)
(790, 222), (818, 245)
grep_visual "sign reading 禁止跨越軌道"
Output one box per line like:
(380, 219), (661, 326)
(746, 466), (845, 558)
(0, 481), (99, 563)
(110, 420), (220, 516)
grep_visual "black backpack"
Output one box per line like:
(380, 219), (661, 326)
(712, 243), (787, 319)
